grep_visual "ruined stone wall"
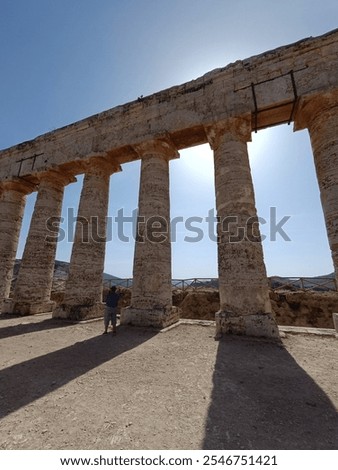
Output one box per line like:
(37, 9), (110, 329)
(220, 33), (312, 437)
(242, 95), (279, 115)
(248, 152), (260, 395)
(50, 286), (336, 329)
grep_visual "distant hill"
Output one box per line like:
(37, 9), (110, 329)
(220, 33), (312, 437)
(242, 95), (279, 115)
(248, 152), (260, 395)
(13, 259), (122, 283)
(171, 274), (336, 292)
(269, 273), (336, 292)
(12, 260), (336, 292)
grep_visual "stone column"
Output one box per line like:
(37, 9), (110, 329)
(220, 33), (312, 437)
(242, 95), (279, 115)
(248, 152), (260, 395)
(120, 139), (180, 328)
(294, 91), (338, 284)
(54, 158), (120, 321)
(9, 171), (75, 315)
(0, 180), (36, 312)
(206, 118), (279, 338)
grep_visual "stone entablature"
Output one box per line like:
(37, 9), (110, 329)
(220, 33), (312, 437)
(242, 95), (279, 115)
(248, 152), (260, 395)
(0, 29), (338, 182)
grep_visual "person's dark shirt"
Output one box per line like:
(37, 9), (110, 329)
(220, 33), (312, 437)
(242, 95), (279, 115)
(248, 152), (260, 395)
(106, 292), (120, 308)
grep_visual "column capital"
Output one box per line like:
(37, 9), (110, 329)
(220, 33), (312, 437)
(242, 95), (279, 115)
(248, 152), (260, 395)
(71, 155), (122, 175)
(204, 117), (252, 150)
(294, 90), (338, 131)
(133, 137), (179, 161)
(83, 157), (122, 176)
(0, 178), (37, 195)
(37, 170), (77, 188)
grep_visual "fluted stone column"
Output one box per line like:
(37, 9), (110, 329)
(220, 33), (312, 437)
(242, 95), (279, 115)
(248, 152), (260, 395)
(0, 180), (36, 313)
(206, 118), (279, 338)
(120, 139), (180, 328)
(9, 171), (75, 315)
(54, 159), (120, 321)
(294, 91), (338, 283)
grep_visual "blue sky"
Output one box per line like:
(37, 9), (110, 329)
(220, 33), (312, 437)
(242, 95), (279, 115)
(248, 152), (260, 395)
(1, 0), (337, 278)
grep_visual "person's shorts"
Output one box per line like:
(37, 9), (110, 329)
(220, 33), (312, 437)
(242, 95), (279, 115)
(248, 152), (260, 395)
(104, 306), (117, 326)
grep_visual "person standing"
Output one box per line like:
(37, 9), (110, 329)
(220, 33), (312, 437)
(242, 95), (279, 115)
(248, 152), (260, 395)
(103, 286), (120, 335)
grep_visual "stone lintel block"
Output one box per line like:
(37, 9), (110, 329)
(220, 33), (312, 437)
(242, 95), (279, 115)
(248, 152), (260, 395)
(215, 310), (280, 339)
(332, 313), (338, 334)
(120, 306), (180, 329)
(5, 300), (55, 316)
(53, 302), (105, 321)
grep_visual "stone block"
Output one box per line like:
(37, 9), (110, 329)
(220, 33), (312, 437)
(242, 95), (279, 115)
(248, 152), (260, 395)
(120, 306), (180, 329)
(215, 310), (280, 339)
(5, 300), (55, 316)
(53, 302), (105, 321)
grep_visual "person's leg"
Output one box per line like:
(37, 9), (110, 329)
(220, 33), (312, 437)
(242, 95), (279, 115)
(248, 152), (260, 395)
(103, 308), (109, 333)
(111, 307), (117, 334)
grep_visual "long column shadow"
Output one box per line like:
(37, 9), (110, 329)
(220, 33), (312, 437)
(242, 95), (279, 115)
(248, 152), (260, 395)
(203, 336), (338, 450)
(0, 326), (157, 419)
(0, 317), (74, 340)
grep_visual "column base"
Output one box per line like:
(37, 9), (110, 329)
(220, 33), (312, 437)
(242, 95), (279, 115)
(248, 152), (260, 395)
(215, 310), (280, 339)
(332, 313), (338, 334)
(120, 306), (180, 329)
(1, 299), (12, 314)
(3, 299), (55, 316)
(53, 302), (105, 321)
(0, 299), (7, 314)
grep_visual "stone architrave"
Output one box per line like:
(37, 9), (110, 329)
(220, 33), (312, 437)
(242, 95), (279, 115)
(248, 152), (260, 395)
(294, 91), (338, 284)
(120, 139), (180, 328)
(9, 171), (75, 315)
(0, 180), (36, 312)
(53, 158), (121, 321)
(206, 118), (279, 338)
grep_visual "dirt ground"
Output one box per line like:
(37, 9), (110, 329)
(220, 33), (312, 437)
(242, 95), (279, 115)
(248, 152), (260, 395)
(0, 313), (337, 450)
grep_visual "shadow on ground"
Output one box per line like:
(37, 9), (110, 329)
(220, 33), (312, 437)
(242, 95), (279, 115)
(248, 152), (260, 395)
(0, 325), (157, 419)
(203, 336), (338, 449)
(0, 315), (74, 340)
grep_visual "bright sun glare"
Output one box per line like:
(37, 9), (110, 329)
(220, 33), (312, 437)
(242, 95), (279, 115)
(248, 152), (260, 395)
(177, 144), (214, 183)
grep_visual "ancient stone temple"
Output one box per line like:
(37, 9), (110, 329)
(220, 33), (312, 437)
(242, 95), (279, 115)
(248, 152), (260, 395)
(1, 29), (338, 338)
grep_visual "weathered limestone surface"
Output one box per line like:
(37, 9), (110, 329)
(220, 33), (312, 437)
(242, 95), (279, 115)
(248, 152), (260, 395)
(206, 119), (279, 338)
(7, 172), (74, 315)
(294, 91), (338, 284)
(120, 140), (180, 328)
(54, 159), (120, 320)
(0, 181), (35, 312)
